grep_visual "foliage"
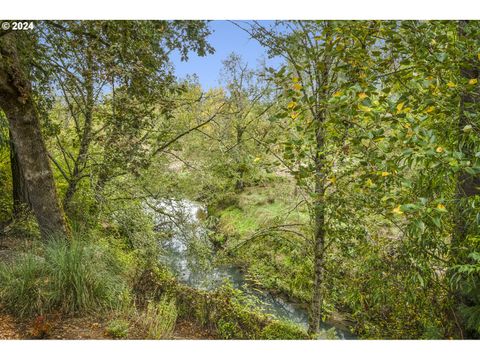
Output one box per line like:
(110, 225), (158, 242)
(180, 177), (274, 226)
(260, 321), (309, 340)
(133, 267), (309, 339)
(451, 251), (480, 336)
(2, 20), (480, 339)
(106, 319), (130, 339)
(0, 253), (49, 317)
(141, 297), (178, 339)
(0, 236), (131, 317)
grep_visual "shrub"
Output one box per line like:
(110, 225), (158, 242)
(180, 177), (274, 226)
(106, 319), (130, 339)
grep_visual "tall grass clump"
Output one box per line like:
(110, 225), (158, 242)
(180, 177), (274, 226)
(45, 239), (129, 314)
(0, 254), (49, 317)
(141, 297), (178, 339)
(0, 236), (131, 318)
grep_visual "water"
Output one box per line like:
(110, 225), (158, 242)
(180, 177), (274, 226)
(147, 198), (353, 339)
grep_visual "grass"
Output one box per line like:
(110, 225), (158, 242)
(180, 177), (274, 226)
(141, 296), (178, 339)
(0, 236), (131, 318)
(213, 178), (313, 303)
(106, 319), (130, 339)
(218, 179), (309, 238)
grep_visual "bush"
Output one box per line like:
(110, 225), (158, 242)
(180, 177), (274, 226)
(141, 297), (178, 339)
(0, 237), (130, 318)
(106, 319), (130, 339)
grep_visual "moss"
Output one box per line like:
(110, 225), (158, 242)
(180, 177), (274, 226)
(261, 321), (309, 340)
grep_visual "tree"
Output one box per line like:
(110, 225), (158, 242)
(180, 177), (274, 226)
(9, 129), (31, 214)
(219, 53), (271, 191)
(35, 21), (214, 213)
(0, 30), (68, 238)
(239, 20), (379, 334)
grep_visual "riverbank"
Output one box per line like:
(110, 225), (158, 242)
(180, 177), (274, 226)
(204, 179), (356, 336)
(0, 233), (310, 340)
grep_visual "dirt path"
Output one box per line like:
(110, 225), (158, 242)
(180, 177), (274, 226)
(0, 313), (216, 340)
(0, 313), (109, 339)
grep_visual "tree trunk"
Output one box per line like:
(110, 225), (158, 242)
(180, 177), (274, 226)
(308, 110), (327, 335)
(307, 21), (331, 335)
(452, 20), (480, 260)
(234, 125), (245, 191)
(9, 129), (31, 214)
(453, 21), (480, 253)
(0, 32), (69, 239)
(450, 20), (480, 338)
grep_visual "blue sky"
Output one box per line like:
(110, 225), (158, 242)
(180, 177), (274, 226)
(170, 20), (284, 90)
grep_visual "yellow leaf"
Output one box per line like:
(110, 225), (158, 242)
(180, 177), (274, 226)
(396, 102), (405, 113)
(290, 111), (299, 120)
(358, 92), (368, 100)
(469, 78), (478, 85)
(381, 171), (390, 177)
(358, 105), (371, 112)
(392, 206), (404, 215)
(333, 91), (343, 97)
(292, 77), (300, 83)
(437, 203), (447, 212)
(287, 101), (297, 109)
(330, 176), (337, 184)
(436, 146), (444, 153)
(293, 83), (302, 91)
(426, 106), (435, 113)
(403, 123), (411, 129)
(253, 157), (261, 163)
(407, 129), (414, 137)
(365, 178), (374, 187)
(478, 53), (480, 61)
(447, 81), (456, 88)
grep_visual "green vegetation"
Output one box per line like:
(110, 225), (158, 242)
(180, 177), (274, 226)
(142, 297), (178, 339)
(132, 267), (310, 340)
(261, 321), (311, 340)
(0, 236), (131, 317)
(213, 179), (312, 303)
(106, 319), (130, 339)
(1, 20), (480, 340)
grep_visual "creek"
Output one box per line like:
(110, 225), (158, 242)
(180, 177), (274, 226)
(148, 199), (353, 339)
